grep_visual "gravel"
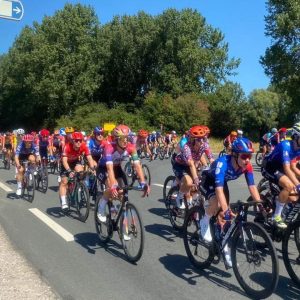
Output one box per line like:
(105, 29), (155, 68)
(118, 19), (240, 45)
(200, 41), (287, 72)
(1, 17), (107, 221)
(0, 224), (59, 299)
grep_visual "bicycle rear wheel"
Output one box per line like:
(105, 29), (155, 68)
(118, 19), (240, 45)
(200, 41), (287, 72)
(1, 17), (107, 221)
(255, 151), (264, 167)
(40, 166), (48, 193)
(22, 171), (35, 202)
(142, 164), (151, 186)
(165, 186), (186, 230)
(282, 220), (300, 286)
(76, 182), (90, 222)
(163, 175), (176, 201)
(183, 205), (214, 270)
(120, 202), (144, 263)
(5, 157), (10, 170)
(231, 221), (279, 299)
(94, 196), (112, 243)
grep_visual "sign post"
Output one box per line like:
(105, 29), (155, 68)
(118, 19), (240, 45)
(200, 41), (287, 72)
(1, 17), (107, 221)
(0, 0), (24, 21)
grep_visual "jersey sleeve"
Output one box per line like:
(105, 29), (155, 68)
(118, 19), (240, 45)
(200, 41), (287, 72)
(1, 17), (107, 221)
(127, 143), (139, 162)
(244, 163), (255, 186)
(214, 159), (226, 187)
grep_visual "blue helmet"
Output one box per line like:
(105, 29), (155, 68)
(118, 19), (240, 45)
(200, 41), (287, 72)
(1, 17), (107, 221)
(59, 128), (66, 136)
(232, 137), (254, 154)
(93, 126), (104, 135)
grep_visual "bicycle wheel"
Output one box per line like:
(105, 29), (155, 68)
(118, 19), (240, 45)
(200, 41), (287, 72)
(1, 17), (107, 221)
(183, 205), (214, 269)
(23, 171), (35, 203)
(49, 161), (56, 174)
(5, 157), (10, 170)
(282, 220), (300, 286)
(142, 164), (151, 186)
(163, 175), (176, 201)
(40, 166), (48, 193)
(124, 161), (134, 186)
(158, 147), (165, 160)
(94, 197), (113, 243)
(231, 221), (279, 299)
(120, 202), (144, 263)
(165, 186), (186, 230)
(76, 182), (90, 222)
(255, 151), (264, 167)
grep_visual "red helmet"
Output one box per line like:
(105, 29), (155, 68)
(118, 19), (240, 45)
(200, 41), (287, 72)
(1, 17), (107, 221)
(189, 125), (207, 138)
(71, 132), (84, 140)
(112, 124), (130, 138)
(203, 126), (210, 137)
(138, 129), (148, 138)
(279, 127), (287, 133)
(40, 129), (50, 137)
(23, 134), (34, 142)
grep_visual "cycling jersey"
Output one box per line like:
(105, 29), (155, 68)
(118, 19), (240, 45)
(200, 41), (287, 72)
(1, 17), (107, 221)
(87, 138), (106, 160)
(62, 142), (90, 163)
(15, 142), (39, 157)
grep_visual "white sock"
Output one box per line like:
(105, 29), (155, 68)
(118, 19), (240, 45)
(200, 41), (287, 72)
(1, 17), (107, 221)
(98, 198), (108, 213)
(176, 191), (184, 207)
(61, 195), (67, 206)
(274, 199), (284, 218)
(17, 181), (22, 189)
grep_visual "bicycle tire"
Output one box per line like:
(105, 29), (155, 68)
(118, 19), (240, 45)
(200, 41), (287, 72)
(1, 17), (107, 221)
(255, 151), (264, 167)
(183, 205), (214, 269)
(50, 161), (56, 174)
(158, 147), (165, 160)
(231, 221), (279, 299)
(5, 157), (10, 170)
(76, 182), (90, 222)
(163, 175), (176, 200)
(142, 164), (151, 186)
(94, 196), (113, 243)
(282, 220), (300, 286)
(23, 171), (35, 203)
(120, 202), (144, 263)
(165, 186), (186, 230)
(124, 161), (134, 187)
(40, 166), (48, 193)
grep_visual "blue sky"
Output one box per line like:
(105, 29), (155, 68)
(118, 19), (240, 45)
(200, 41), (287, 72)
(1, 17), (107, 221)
(0, 0), (271, 96)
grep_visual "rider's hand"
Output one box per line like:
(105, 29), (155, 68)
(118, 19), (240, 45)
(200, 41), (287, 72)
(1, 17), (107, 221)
(140, 182), (150, 197)
(220, 208), (235, 220)
(110, 184), (119, 198)
(69, 171), (75, 178)
(193, 177), (200, 190)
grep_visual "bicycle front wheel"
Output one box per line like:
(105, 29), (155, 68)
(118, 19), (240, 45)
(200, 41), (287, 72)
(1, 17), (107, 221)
(282, 220), (300, 286)
(163, 175), (176, 201)
(142, 164), (151, 186)
(120, 202), (144, 263)
(40, 166), (48, 193)
(231, 221), (279, 299)
(255, 151), (264, 167)
(183, 205), (214, 270)
(23, 171), (35, 203)
(76, 183), (90, 222)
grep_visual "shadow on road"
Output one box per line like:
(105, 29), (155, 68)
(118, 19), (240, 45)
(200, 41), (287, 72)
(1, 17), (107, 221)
(46, 206), (65, 219)
(48, 185), (59, 192)
(145, 223), (181, 242)
(6, 192), (21, 200)
(6, 179), (17, 185)
(148, 207), (169, 219)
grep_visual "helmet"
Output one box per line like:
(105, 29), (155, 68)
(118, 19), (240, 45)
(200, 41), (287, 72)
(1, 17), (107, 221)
(93, 126), (104, 135)
(189, 125), (206, 138)
(152, 131), (156, 135)
(5, 131), (11, 136)
(292, 122), (300, 137)
(22, 134), (34, 142)
(40, 129), (50, 137)
(59, 128), (66, 136)
(81, 131), (86, 137)
(279, 127), (287, 133)
(112, 124), (130, 138)
(71, 132), (83, 140)
(232, 137), (254, 154)
(156, 131), (161, 137)
(65, 127), (74, 134)
(17, 128), (25, 135)
(203, 126), (210, 136)
(237, 129), (243, 136)
(171, 130), (176, 135)
(230, 131), (238, 136)
(271, 128), (278, 134)
(54, 129), (59, 135)
(138, 129), (148, 138)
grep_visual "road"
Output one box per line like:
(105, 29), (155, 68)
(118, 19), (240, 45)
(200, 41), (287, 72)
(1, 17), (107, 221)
(0, 158), (299, 300)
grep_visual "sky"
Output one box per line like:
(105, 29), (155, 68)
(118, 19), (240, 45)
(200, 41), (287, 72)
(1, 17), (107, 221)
(0, 0), (271, 96)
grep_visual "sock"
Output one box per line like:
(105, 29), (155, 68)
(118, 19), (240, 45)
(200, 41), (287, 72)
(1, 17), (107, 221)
(274, 198), (284, 218)
(17, 181), (22, 189)
(61, 195), (67, 206)
(186, 196), (192, 206)
(176, 191), (184, 207)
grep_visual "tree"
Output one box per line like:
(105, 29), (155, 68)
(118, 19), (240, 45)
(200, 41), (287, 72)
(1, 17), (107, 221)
(261, 0), (300, 114)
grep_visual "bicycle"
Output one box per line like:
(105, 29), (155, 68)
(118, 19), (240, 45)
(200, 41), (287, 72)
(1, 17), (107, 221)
(20, 160), (35, 202)
(162, 175), (176, 201)
(94, 185), (144, 263)
(2, 148), (11, 170)
(183, 200), (279, 299)
(65, 171), (90, 222)
(49, 153), (61, 174)
(124, 158), (151, 188)
(35, 159), (48, 193)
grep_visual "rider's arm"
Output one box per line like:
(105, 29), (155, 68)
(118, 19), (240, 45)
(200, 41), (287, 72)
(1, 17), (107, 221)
(62, 156), (70, 171)
(248, 185), (261, 202)
(283, 162), (300, 186)
(187, 159), (198, 183)
(291, 159), (300, 178)
(215, 186), (228, 212)
(106, 162), (118, 187)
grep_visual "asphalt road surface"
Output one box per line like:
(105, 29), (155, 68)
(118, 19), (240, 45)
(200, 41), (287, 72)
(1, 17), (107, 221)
(0, 158), (299, 300)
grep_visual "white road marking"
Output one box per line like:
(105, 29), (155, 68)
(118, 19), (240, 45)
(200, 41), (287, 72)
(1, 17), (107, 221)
(152, 183), (164, 188)
(29, 208), (74, 242)
(0, 181), (13, 192)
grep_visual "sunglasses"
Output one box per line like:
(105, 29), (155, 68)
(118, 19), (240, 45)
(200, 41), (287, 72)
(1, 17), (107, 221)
(240, 153), (252, 160)
(95, 132), (103, 136)
(74, 139), (82, 143)
(191, 137), (204, 142)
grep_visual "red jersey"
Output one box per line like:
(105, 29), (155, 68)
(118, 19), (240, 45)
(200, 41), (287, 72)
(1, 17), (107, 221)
(62, 142), (90, 163)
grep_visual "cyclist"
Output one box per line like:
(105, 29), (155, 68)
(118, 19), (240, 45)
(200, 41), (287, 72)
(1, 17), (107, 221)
(199, 137), (261, 267)
(2, 131), (13, 164)
(278, 127), (287, 141)
(15, 134), (40, 196)
(59, 132), (96, 211)
(96, 124), (150, 229)
(37, 129), (53, 164)
(172, 125), (210, 210)
(261, 122), (300, 228)
(136, 129), (151, 158)
(223, 131), (238, 153)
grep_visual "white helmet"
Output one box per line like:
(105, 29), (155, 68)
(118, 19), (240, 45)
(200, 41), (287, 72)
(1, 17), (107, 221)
(171, 130), (176, 135)
(152, 131), (156, 135)
(17, 128), (25, 135)
(237, 129), (243, 136)
(81, 131), (86, 137)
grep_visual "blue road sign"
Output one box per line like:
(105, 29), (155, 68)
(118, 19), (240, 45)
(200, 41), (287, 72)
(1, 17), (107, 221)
(0, 0), (24, 21)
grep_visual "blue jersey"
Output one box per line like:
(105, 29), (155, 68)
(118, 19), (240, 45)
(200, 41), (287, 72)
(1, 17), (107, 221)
(87, 138), (105, 159)
(205, 155), (255, 187)
(15, 141), (39, 157)
(265, 140), (300, 165)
